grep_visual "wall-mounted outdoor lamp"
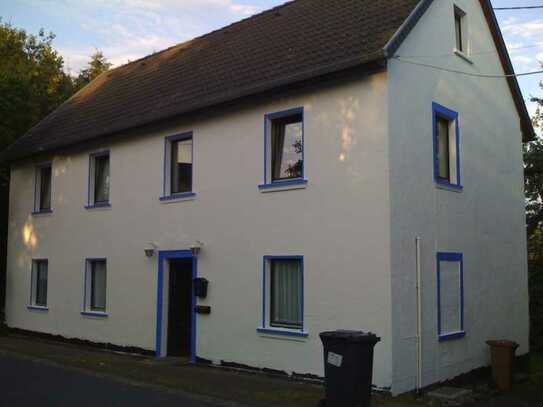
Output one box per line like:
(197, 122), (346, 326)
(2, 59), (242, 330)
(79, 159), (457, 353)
(190, 240), (204, 257)
(144, 242), (158, 258)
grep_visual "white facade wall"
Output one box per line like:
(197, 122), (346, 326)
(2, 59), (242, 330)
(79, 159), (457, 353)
(6, 74), (394, 386)
(388, 0), (529, 394)
(5, 1), (530, 392)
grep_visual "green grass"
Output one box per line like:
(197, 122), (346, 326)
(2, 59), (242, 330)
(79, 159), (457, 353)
(531, 352), (543, 374)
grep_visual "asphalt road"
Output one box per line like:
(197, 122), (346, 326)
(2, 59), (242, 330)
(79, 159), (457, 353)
(0, 353), (223, 407)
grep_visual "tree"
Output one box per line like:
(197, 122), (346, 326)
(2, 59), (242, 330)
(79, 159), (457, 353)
(0, 21), (74, 168)
(525, 92), (543, 350)
(524, 138), (543, 237)
(0, 21), (75, 322)
(73, 50), (111, 91)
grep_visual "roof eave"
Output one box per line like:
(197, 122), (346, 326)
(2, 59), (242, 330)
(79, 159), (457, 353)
(478, 0), (535, 142)
(383, 0), (434, 58)
(1, 56), (387, 164)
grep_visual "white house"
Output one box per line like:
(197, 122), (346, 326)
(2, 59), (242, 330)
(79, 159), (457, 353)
(1, 0), (532, 394)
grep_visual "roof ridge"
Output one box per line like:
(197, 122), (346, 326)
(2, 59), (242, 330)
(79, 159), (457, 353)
(104, 0), (298, 73)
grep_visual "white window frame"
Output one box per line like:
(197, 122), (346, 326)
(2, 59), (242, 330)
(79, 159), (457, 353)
(29, 259), (48, 310)
(257, 256), (308, 338)
(433, 102), (462, 190)
(33, 163), (53, 214)
(87, 151), (111, 208)
(453, 5), (470, 57)
(161, 132), (195, 201)
(83, 258), (108, 316)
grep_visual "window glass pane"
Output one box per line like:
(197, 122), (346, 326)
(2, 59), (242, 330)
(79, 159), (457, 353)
(35, 261), (48, 306)
(270, 259), (302, 329)
(94, 155), (110, 203)
(171, 138), (193, 194)
(437, 117), (450, 181)
(39, 166), (52, 211)
(271, 114), (303, 181)
(455, 14), (463, 51)
(91, 261), (106, 311)
(440, 260), (462, 334)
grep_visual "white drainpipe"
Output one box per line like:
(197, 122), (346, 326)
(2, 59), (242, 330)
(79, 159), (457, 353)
(415, 236), (423, 393)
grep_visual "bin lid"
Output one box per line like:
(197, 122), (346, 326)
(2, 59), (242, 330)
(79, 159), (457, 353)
(320, 330), (381, 343)
(486, 339), (519, 349)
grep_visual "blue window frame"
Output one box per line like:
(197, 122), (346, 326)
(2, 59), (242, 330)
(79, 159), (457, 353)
(437, 252), (465, 341)
(432, 102), (462, 190)
(161, 132), (196, 201)
(82, 258), (108, 317)
(259, 107), (307, 190)
(33, 162), (53, 215)
(257, 256), (308, 337)
(86, 150), (111, 209)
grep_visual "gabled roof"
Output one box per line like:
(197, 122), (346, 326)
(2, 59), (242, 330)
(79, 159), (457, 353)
(1, 0), (533, 162)
(0, 0), (421, 161)
(383, 0), (535, 141)
(477, 0), (535, 141)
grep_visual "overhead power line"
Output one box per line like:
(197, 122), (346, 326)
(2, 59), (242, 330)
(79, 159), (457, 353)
(392, 56), (543, 78)
(395, 41), (543, 59)
(494, 5), (543, 10)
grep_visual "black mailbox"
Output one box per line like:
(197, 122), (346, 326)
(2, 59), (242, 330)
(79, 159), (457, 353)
(194, 277), (209, 298)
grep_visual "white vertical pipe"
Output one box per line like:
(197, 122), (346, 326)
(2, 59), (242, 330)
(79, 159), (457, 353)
(415, 236), (423, 393)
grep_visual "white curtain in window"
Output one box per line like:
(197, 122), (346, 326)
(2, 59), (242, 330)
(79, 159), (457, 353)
(271, 260), (302, 327)
(91, 261), (107, 311)
(94, 156), (110, 203)
(176, 139), (192, 164)
(440, 260), (461, 334)
(171, 139), (192, 194)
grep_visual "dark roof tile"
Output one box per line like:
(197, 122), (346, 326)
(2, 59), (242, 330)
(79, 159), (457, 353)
(4, 0), (421, 160)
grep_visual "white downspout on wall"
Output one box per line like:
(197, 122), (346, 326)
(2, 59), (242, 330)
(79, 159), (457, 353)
(415, 236), (423, 393)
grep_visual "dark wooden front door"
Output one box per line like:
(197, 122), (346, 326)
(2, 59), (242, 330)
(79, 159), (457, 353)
(167, 259), (192, 357)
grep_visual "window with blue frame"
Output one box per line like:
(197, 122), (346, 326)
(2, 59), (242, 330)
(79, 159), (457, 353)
(258, 256), (307, 337)
(261, 108), (305, 188)
(433, 103), (461, 189)
(437, 252), (465, 341)
(162, 132), (194, 200)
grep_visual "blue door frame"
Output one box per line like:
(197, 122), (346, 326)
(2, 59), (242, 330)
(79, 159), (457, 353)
(155, 250), (197, 361)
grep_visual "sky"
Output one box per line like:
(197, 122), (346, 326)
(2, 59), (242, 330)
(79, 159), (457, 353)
(2, 0), (543, 118)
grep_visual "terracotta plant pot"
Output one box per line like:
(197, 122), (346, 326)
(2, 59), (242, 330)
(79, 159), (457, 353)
(486, 340), (519, 392)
